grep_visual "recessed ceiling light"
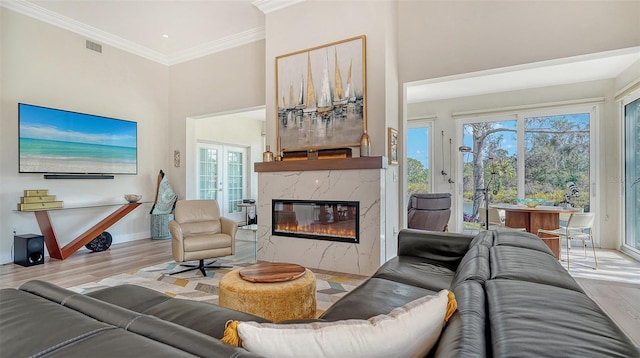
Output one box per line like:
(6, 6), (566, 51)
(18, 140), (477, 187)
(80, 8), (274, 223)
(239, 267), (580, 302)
(162, 34), (169, 38)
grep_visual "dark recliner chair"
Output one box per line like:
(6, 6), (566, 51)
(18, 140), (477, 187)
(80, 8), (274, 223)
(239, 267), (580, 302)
(407, 193), (452, 231)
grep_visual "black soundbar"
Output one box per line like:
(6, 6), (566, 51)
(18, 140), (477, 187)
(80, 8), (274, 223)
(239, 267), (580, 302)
(44, 174), (115, 179)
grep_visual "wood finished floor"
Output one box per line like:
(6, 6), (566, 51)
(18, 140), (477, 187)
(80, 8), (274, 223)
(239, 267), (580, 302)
(1, 234), (638, 348)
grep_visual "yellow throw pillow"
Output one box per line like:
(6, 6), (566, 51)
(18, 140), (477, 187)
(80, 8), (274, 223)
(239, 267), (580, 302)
(223, 289), (456, 358)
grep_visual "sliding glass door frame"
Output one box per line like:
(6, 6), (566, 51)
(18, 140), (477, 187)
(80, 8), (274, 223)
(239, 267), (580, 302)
(621, 89), (640, 259)
(456, 104), (599, 241)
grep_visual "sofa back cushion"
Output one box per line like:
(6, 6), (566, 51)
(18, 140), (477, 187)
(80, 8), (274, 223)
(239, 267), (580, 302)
(434, 280), (487, 357)
(490, 246), (583, 292)
(17, 281), (263, 358)
(397, 229), (475, 271)
(320, 277), (436, 321)
(450, 244), (491, 289)
(492, 230), (553, 255)
(469, 230), (494, 248)
(373, 256), (455, 292)
(486, 279), (639, 358)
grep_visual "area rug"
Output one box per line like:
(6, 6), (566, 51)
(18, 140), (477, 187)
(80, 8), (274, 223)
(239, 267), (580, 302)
(68, 259), (368, 316)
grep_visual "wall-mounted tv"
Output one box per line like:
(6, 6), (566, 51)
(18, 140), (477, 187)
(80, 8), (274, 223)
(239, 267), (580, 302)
(19, 103), (137, 175)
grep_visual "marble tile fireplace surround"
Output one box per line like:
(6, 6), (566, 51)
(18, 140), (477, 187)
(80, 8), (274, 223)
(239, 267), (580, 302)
(255, 157), (387, 276)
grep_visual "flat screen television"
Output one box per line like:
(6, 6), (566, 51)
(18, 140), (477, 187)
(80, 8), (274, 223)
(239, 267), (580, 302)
(19, 103), (137, 175)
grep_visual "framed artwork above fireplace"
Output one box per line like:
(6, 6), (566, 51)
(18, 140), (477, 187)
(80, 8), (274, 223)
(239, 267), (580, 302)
(275, 35), (367, 153)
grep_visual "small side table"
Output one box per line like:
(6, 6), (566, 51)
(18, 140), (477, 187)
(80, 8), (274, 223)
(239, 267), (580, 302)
(237, 203), (256, 225)
(238, 224), (258, 261)
(218, 262), (316, 322)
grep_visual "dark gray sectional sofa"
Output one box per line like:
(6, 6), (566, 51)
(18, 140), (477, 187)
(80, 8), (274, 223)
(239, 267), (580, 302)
(1, 229), (637, 357)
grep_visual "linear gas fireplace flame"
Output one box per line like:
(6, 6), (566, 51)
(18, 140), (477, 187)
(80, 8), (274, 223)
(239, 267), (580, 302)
(272, 199), (359, 243)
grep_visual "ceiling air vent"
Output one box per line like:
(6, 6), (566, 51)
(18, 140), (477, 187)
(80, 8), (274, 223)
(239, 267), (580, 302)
(85, 40), (102, 53)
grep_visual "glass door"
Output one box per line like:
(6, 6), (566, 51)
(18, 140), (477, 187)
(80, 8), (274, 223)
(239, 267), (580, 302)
(406, 121), (432, 196)
(461, 118), (518, 231)
(197, 143), (247, 223)
(624, 95), (640, 252)
(459, 105), (596, 233)
(524, 111), (592, 212)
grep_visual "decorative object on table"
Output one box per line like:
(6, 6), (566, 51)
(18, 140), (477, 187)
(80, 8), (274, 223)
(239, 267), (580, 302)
(560, 181), (579, 208)
(17, 189), (63, 211)
(124, 194), (142, 203)
(276, 35), (366, 153)
(84, 231), (112, 252)
(283, 148), (352, 161)
(516, 198), (546, 208)
(262, 145), (274, 162)
(388, 127), (398, 165)
(307, 149), (318, 160)
(359, 130), (370, 157)
(150, 170), (178, 239)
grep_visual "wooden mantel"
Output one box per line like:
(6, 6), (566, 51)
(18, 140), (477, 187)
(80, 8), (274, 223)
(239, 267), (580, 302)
(255, 156), (388, 172)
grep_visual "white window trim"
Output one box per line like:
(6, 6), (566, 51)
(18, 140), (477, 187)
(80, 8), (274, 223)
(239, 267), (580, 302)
(456, 103), (599, 245)
(620, 88), (640, 260)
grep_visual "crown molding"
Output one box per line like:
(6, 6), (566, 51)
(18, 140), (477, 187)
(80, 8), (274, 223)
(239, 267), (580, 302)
(2, 0), (266, 66)
(2, 0), (168, 64)
(252, 0), (304, 14)
(168, 27), (265, 66)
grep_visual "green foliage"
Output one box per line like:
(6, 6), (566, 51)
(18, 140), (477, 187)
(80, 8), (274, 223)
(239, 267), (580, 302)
(407, 157), (429, 195)
(462, 114), (591, 220)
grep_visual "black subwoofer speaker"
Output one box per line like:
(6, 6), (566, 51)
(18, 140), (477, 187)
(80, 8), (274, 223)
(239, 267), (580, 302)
(14, 234), (45, 267)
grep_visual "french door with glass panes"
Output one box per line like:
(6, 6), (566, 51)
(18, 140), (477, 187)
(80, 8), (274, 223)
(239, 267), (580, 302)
(196, 143), (247, 224)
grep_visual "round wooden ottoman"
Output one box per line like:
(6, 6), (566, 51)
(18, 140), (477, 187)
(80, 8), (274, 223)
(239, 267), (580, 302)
(218, 262), (316, 322)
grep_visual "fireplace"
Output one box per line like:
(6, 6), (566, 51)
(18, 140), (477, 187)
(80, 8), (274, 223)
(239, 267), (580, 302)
(272, 199), (359, 243)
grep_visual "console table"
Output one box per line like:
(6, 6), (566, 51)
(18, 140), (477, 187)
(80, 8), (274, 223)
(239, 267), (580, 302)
(18, 202), (146, 260)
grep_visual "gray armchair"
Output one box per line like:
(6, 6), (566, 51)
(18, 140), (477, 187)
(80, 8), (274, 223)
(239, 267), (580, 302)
(169, 200), (237, 276)
(407, 193), (452, 232)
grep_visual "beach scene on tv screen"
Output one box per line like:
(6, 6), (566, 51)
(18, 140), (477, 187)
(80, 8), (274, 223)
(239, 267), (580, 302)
(19, 104), (137, 174)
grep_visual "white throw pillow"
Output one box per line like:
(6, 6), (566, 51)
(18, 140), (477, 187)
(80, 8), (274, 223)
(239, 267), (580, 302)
(223, 289), (454, 358)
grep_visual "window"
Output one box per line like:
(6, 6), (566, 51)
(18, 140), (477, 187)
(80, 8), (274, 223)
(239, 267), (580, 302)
(407, 120), (432, 196)
(460, 106), (596, 232)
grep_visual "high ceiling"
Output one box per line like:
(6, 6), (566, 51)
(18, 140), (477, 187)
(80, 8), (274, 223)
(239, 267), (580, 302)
(2, 0), (302, 65)
(3, 0), (639, 103)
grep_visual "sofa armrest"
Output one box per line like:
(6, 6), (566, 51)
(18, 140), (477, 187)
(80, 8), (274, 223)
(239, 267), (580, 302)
(397, 229), (475, 270)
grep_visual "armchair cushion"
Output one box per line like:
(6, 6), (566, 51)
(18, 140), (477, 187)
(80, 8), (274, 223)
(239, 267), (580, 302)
(170, 200), (235, 264)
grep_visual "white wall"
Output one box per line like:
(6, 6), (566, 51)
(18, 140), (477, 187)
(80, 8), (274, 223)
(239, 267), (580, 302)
(265, 1), (401, 260)
(168, 41), (266, 200)
(398, 1), (640, 83)
(0, 9), (169, 264)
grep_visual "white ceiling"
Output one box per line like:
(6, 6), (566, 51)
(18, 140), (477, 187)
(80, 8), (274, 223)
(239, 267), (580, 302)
(407, 47), (640, 103)
(3, 0), (638, 103)
(2, 0), (302, 65)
